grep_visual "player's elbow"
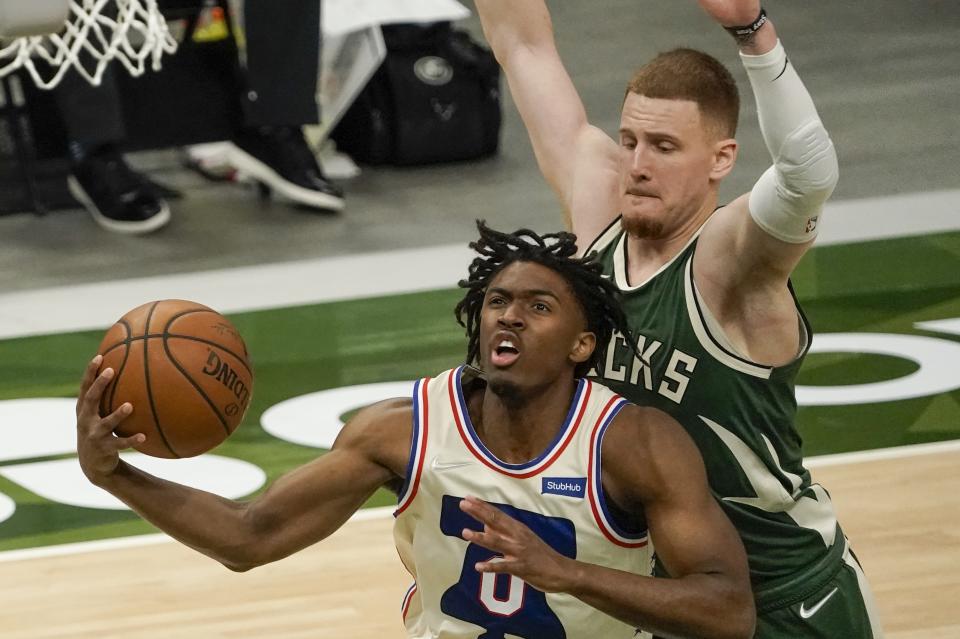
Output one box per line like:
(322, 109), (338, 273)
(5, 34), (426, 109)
(725, 604), (756, 639)
(689, 569), (755, 639)
(214, 506), (279, 571)
(217, 538), (282, 572)
(490, 37), (547, 75)
(222, 558), (258, 573)
(483, 29), (515, 66)
(477, 12), (522, 65)
(749, 123), (839, 244)
(215, 539), (271, 572)
(774, 120), (839, 205)
(714, 582), (756, 639)
(477, 4), (554, 65)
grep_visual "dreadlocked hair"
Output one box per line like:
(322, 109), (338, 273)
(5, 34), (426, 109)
(455, 220), (635, 379)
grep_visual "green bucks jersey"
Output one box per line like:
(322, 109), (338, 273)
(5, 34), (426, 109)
(586, 220), (843, 610)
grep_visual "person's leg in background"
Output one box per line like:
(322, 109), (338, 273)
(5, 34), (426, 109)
(55, 67), (171, 233)
(230, 0), (344, 211)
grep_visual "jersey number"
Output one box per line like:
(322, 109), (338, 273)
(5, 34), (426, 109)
(439, 495), (577, 638)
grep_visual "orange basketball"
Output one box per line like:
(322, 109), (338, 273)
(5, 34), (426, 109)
(96, 299), (253, 458)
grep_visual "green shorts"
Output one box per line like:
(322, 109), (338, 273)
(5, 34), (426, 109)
(653, 538), (883, 638)
(755, 542), (883, 638)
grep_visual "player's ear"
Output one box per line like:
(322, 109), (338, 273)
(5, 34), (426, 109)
(570, 331), (596, 365)
(710, 137), (738, 182)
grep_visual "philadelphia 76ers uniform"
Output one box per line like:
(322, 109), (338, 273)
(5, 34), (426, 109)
(393, 366), (653, 639)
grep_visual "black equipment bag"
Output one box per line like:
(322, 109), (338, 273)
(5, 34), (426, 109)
(331, 22), (501, 166)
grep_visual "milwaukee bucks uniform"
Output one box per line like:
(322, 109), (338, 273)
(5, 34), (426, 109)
(394, 367), (653, 639)
(585, 220), (883, 638)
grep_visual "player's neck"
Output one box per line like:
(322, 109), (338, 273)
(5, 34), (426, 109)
(624, 200), (714, 286)
(469, 377), (578, 464)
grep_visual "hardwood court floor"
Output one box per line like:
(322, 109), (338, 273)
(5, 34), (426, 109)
(1, 447), (957, 638)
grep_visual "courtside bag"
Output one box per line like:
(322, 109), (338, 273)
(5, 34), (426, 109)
(332, 22), (501, 165)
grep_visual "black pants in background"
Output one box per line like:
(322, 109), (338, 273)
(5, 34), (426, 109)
(55, 0), (322, 149)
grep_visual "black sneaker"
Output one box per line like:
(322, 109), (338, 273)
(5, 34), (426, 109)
(230, 126), (345, 211)
(68, 147), (171, 234)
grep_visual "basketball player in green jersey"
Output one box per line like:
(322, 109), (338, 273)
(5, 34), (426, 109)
(475, 0), (882, 636)
(76, 223), (755, 638)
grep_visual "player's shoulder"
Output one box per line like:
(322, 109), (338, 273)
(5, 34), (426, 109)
(335, 397), (413, 452)
(603, 403), (699, 467)
(357, 396), (414, 420)
(606, 403), (678, 445)
(602, 403), (707, 500)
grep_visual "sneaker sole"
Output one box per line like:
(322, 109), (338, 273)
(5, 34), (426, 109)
(227, 145), (345, 211)
(68, 176), (171, 235)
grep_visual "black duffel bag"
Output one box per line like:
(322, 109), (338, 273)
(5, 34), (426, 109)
(331, 22), (501, 166)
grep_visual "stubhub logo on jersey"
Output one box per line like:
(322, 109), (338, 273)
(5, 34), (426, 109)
(541, 477), (587, 498)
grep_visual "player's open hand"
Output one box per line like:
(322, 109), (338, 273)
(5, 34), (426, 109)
(696, 0), (761, 27)
(459, 495), (574, 594)
(76, 355), (145, 484)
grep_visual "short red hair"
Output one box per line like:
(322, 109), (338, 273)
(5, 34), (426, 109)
(624, 48), (739, 139)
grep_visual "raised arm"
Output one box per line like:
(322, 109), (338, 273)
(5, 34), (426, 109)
(459, 404), (754, 639)
(693, 0), (838, 363)
(75, 355), (410, 571)
(475, 0), (620, 241)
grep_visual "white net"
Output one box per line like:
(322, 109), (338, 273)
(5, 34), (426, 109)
(0, 0), (177, 89)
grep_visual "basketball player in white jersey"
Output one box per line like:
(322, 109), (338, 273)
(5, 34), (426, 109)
(76, 222), (754, 638)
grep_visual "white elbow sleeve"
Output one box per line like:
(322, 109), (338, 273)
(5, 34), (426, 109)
(741, 41), (839, 243)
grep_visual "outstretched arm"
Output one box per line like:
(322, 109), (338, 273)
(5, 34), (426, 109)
(474, 0), (620, 243)
(459, 405), (754, 639)
(76, 355), (410, 571)
(694, 0), (838, 363)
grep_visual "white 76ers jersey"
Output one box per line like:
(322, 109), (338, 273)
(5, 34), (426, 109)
(393, 367), (653, 639)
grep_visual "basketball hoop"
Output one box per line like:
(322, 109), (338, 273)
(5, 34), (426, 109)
(0, 0), (177, 89)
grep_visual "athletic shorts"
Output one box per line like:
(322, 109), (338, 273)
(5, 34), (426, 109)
(653, 539), (883, 638)
(754, 541), (883, 638)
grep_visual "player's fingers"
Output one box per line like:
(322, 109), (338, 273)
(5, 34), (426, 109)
(96, 402), (133, 434)
(112, 432), (146, 451)
(79, 355), (102, 393)
(483, 507), (521, 535)
(462, 527), (500, 551)
(463, 528), (521, 559)
(461, 495), (512, 531)
(76, 355), (103, 415)
(475, 556), (513, 574)
(79, 367), (114, 419)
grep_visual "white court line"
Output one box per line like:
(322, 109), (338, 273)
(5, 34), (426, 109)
(0, 190), (958, 341)
(2, 438), (959, 563)
(0, 244), (473, 341)
(804, 438), (960, 468)
(814, 189), (960, 246)
(0, 506), (397, 564)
